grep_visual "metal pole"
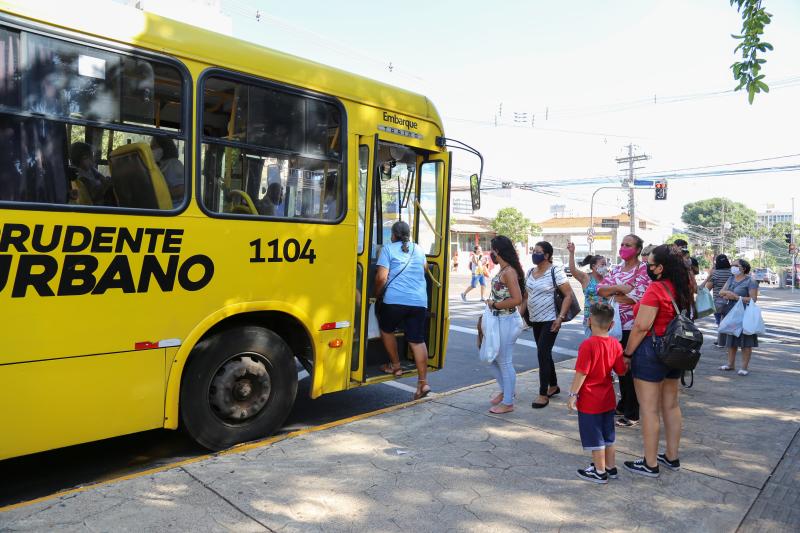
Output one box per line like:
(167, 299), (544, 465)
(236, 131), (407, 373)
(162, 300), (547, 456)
(628, 144), (635, 234)
(792, 197), (796, 292)
(590, 185), (651, 254)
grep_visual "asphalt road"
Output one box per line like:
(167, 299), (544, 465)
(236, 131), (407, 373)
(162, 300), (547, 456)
(2, 276), (796, 507)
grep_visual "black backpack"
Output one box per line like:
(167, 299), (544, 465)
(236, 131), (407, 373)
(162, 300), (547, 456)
(655, 284), (704, 371)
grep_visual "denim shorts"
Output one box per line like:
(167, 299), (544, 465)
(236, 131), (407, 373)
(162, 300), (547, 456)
(471, 274), (486, 288)
(578, 410), (615, 451)
(631, 335), (682, 382)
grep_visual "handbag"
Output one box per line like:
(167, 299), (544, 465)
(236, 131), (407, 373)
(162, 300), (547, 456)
(551, 266), (581, 322)
(655, 284), (704, 371)
(695, 287), (715, 318)
(367, 244), (415, 339)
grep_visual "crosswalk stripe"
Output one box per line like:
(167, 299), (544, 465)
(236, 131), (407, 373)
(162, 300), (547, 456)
(449, 324), (579, 357)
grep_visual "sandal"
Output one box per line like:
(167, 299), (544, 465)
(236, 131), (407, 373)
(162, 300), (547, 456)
(380, 363), (403, 377)
(489, 404), (514, 414)
(413, 380), (431, 400)
(719, 364), (733, 371)
(490, 392), (504, 406)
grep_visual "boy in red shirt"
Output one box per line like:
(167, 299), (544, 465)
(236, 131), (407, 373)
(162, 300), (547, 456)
(568, 302), (628, 483)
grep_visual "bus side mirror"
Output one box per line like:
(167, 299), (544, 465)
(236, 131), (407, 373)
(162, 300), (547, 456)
(470, 173), (480, 211)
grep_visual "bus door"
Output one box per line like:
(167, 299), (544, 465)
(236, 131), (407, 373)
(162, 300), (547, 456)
(415, 151), (451, 370)
(351, 139), (448, 382)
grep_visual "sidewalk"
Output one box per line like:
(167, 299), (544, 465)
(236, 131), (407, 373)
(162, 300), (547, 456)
(2, 341), (798, 531)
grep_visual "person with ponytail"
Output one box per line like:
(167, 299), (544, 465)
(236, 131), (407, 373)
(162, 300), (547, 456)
(375, 220), (432, 399)
(622, 245), (693, 478)
(484, 235), (526, 414)
(567, 242), (609, 337)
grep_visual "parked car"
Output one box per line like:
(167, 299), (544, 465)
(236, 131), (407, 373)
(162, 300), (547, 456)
(754, 268), (778, 285)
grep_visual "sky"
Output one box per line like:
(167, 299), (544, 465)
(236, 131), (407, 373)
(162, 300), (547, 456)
(184, 1), (800, 231)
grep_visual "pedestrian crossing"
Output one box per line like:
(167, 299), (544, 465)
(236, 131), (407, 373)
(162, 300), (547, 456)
(449, 296), (800, 346)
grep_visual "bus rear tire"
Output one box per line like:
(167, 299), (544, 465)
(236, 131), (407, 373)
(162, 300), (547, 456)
(180, 325), (298, 451)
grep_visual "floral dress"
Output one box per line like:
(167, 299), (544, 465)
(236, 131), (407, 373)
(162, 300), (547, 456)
(582, 277), (608, 327)
(491, 268), (515, 316)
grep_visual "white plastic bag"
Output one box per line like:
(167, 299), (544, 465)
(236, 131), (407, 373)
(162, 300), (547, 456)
(367, 304), (381, 339)
(479, 307), (500, 363)
(742, 302), (766, 335)
(718, 299), (745, 337)
(609, 299), (623, 340)
(695, 287), (715, 319)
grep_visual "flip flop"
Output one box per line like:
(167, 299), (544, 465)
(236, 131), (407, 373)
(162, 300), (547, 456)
(413, 380), (431, 400)
(489, 405), (514, 414)
(380, 363), (403, 377)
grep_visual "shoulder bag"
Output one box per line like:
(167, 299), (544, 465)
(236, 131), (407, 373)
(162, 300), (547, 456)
(551, 266), (581, 322)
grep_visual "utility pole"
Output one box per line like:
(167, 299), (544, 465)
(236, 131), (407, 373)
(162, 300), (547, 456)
(615, 144), (649, 234)
(721, 202), (726, 256)
(792, 197), (796, 292)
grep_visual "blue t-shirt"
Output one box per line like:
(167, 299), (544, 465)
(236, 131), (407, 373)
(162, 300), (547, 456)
(377, 241), (428, 308)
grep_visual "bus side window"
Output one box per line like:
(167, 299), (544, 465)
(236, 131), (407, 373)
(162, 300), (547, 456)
(199, 75), (344, 221)
(0, 25), (186, 210)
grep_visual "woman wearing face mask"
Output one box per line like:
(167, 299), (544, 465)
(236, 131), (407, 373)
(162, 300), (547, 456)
(717, 259), (759, 375)
(150, 136), (185, 208)
(567, 242), (609, 338)
(484, 236), (526, 414)
(598, 234), (649, 428)
(520, 241), (574, 409)
(622, 245), (693, 478)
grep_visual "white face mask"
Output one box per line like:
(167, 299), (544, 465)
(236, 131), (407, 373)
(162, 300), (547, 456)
(151, 147), (163, 163)
(731, 266), (741, 276)
(596, 266), (608, 276)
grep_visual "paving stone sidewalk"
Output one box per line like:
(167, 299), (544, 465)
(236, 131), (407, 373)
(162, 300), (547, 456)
(1, 341), (798, 532)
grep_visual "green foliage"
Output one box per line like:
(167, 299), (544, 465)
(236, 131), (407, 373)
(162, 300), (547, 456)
(730, 0), (772, 104)
(665, 233), (691, 245)
(490, 207), (539, 245)
(681, 198), (756, 251)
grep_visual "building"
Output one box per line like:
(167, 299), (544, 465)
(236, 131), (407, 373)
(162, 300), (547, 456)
(757, 210), (793, 230)
(537, 213), (668, 265)
(449, 213), (495, 273)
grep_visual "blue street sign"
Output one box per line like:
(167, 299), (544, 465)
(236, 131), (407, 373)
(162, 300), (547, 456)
(634, 179), (654, 186)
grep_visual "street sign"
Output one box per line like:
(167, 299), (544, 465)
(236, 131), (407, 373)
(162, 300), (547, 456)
(633, 179), (654, 186)
(587, 227), (595, 236)
(587, 235), (594, 244)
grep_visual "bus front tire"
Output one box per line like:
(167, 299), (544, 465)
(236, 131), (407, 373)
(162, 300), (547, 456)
(180, 326), (298, 451)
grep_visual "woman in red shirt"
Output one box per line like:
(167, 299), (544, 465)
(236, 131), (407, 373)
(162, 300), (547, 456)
(622, 245), (694, 478)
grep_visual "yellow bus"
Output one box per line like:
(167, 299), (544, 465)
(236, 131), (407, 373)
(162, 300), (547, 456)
(0, 1), (479, 459)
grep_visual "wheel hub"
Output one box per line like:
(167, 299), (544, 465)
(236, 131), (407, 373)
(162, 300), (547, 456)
(209, 353), (271, 423)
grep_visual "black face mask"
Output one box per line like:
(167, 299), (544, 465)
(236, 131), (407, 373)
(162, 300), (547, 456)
(490, 252), (498, 264)
(647, 266), (660, 281)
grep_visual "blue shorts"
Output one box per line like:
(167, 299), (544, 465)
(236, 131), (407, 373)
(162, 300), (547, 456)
(471, 274), (486, 288)
(378, 303), (427, 344)
(631, 336), (682, 382)
(578, 410), (616, 451)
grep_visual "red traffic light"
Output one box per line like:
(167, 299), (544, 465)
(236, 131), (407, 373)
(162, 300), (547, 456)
(655, 182), (666, 188)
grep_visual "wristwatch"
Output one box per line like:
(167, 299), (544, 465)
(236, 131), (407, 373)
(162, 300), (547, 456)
(568, 392), (578, 398)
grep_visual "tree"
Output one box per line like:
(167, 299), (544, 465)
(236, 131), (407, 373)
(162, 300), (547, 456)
(681, 198), (756, 253)
(490, 207), (540, 245)
(665, 233), (691, 246)
(730, 0), (773, 103)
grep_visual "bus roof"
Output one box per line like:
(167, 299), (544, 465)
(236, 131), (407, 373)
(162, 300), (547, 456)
(0, 0), (442, 127)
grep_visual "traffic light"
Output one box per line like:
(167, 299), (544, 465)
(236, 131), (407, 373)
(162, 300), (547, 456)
(786, 233), (793, 244)
(655, 179), (667, 200)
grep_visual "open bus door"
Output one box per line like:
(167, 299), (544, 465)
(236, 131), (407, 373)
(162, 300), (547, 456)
(350, 138), (450, 382)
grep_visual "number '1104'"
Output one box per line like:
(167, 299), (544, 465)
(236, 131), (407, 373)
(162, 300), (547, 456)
(249, 238), (316, 264)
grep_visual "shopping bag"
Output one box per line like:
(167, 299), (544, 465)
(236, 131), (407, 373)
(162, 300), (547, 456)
(609, 299), (623, 340)
(742, 302), (766, 335)
(695, 287), (715, 319)
(718, 299), (744, 337)
(367, 304), (381, 339)
(479, 307), (500, 363)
